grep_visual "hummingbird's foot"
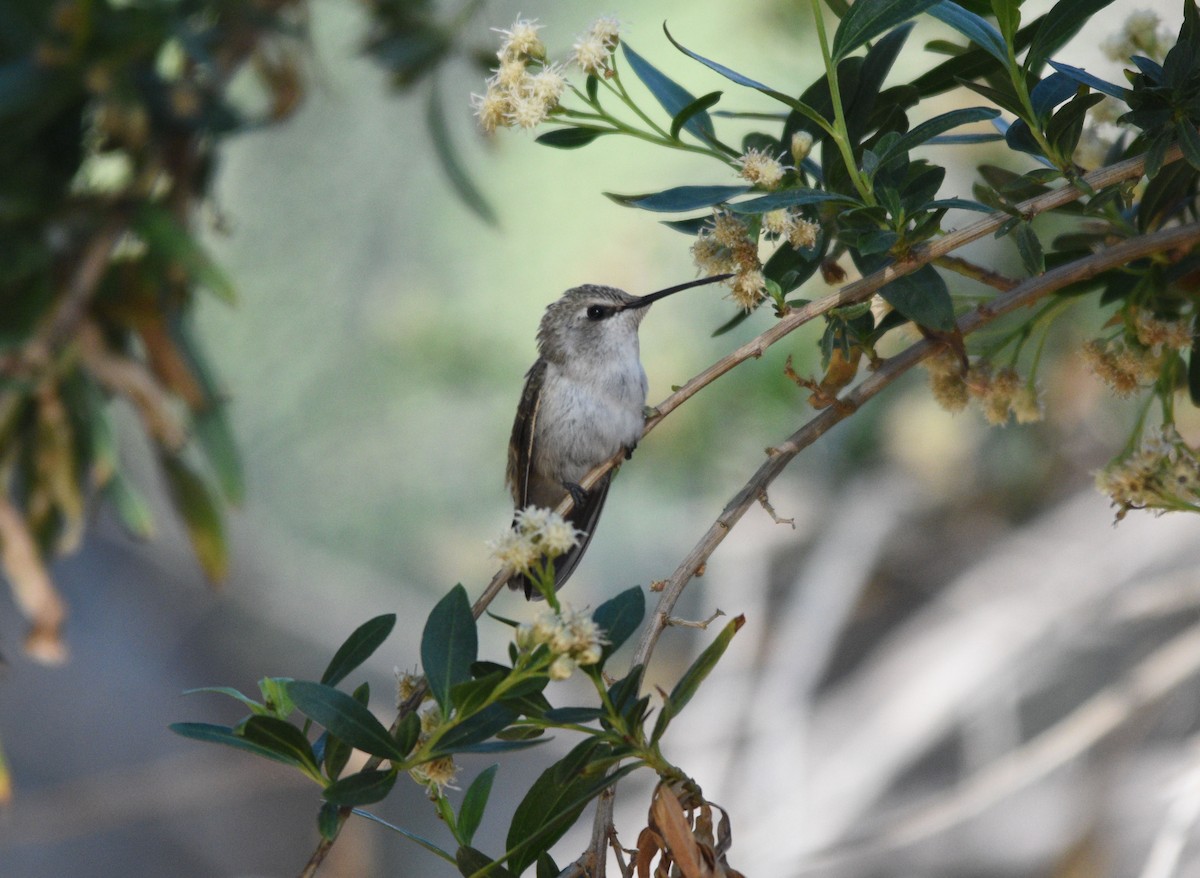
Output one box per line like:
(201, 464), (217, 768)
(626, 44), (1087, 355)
(624, 443), (636, 461)
(563, 481), (589, 508)
(643, 405), (660, 419)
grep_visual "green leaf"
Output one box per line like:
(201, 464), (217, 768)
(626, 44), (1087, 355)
(1178, 119), (1200, 172)
(170, 722), (304, 767)
(534, 128), (610, 149)
(190, 404), (244, 506)
(396, 710), (421, 756)
(133, 205), (237, 304)
(321, 614), (397, 687)
(991, 0), (1021, 42)
(456, 846), (516, 878)
(622, 42), (717, 144)
(433, 705), (517, 753)
(663, 24), (832, 133)
(543, 707), (605, 724)
(956, 77), (1026, 116)
(458, 764), (498, 846)
(1045, 61), (1126, 98)
(605, 185), (751, 212)
(287, 680), (407, 761)
(725, 189), (860, 214)
(652, 615), (744, 743)
(591, 586), (645, 662)
(427, 81), (497, 225)
(929, 2), (1009, 65)
(322, 769), (398, 806)
(505, 740), (638, 875)
(711, 307), (754, 337)
(670, 91), (723, 141)
(1046, 91), (1104, 156)
(1025, 0), (1117, 71)
(450, 671), (507, 716)
(877, 107), (999, 161)
(103, 468), (156, 539)
(160, 452), (227, 583)
(878, 264), (957, 331)
(1012, 222), (1045, 274)
(831, 0), (941, 60)
(448, 738), (548, 755)
(258, 676), (296, 717)
(318, 801), (341, 841)
(322, 731), (353, 781)
(536, 853), (560, 878)
(352, 808), (456, 862)
(239, 716), (321, 778)
(421, 584), (478, 712)
(182, 685), (266, 713)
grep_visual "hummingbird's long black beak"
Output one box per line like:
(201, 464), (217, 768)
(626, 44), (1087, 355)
(621, 273), (734, 311)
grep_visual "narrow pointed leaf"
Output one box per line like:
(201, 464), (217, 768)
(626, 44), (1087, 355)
(239, 716), (321, 776)
(458, 764), (499, 846)
(670, 91), (723, 141)
(1046, 61), (1126, 98)
(321, 614), (397, 687)
(663, 24), (831, 132)
(535, 128), (610, 149)
(1013, 222), (1045, 274)
(651, 615), (744, 743)
(725, 189), (859, 214)
(1026, 0), (1118, 70)
(831, 0), (940, 60)
(929, 2), (1008, 65)
(457, 846), (517, 878)
(622, 42), (717, 143)
(170, 722), (302, 767)
(879, 263), (957, 331)
(1178, 120), (1200, 171)
(318, 801), (341, 841)
(878, 107), (999, 161)
(160, 453), (227, 583)
(182, 686), (266, 713)
(421, 584), (477, 711)
(605, 185), (750, 212)
(287, 680), (407, 760)
(352, 809), (456, 862)
(322, 768), (398, 806)
(592, 586), (645, 661)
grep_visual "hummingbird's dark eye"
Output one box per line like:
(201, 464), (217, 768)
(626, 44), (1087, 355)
(586, 304), (610, 320)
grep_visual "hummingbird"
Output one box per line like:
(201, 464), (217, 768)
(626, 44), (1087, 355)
(506, 273), (732, 597)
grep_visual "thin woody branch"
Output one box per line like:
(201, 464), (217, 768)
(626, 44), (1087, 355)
(631, 221), (1200, 670)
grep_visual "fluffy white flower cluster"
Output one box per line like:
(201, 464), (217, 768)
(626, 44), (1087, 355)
(516, 604), (607, 680)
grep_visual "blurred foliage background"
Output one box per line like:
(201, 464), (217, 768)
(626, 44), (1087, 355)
(3, 0), (1200, 875)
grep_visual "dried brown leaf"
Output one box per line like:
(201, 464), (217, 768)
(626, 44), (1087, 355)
(0, 496), (68, 664)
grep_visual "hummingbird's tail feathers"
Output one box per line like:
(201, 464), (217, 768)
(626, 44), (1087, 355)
(506, 472), (613, 599)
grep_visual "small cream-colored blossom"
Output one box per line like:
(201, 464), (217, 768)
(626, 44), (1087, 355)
(515, 505), (552, 535)
(495, 57), (528, 89)
(692, 233), (734, 276)
(573, 33), (610, 75)
(787, 217), (820, 250)
(576, 643), (603, 666)
(1083, 338), (1158, 396)
(540, 516), (582, 557)
(762, 209), (792, 237)
(791, 130), (814, 164)
(924, 349), (969, 413)
(496, 19), (545, 61)
(589, 17), (621, 48)
(1011, 386), (1044, 424)
(1096, 427), (1200, 519)
(548, 654), (576, 680)
(1134, 310), (1192, 351)
(410, 756), (459, 793)
(395, 668), (423, 708)
(488, 528), (540, 572)
(471, 87), (510, 133)
(528, 64), (567, 108)
(738, 148), (786, 189)
(419, 703), (442, 735)
(731, 270), (766, 310)
(711, 211), (749, 249)
(507, 91), (550, 129)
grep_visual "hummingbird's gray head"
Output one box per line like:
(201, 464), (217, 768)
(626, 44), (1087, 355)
(535, 275), (734, 365)
(536, 285), (645, 365)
